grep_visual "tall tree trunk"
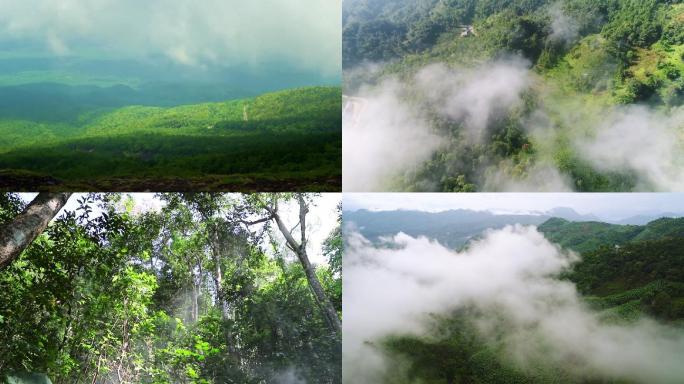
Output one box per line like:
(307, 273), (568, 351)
(188, 252), (200, 322)
(0, 192), (71, 269)
(210, 223), (240, 363)
(117, 296), (130, 383)
(191, 283), (199, 322)
(210, 226), (229, 319)
(269, 195), (342, 337)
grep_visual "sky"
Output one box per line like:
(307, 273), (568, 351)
(18, 193), (339, 265)
(343, 193), (684, 221)
(0, 0), (341, 78)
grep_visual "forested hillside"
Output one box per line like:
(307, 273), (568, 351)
(0, 87), (341, 191)
(345, 211), (684, 383)
(0, 193), (342, 384)
(343, 0), (684, 192)
(540, 216), (684, 250)
(539, 217), (684, 322)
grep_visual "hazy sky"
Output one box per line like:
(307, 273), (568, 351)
(19, 193), (339, 265)
(344, 193), (684, 221)
(0, 0), (341, 77)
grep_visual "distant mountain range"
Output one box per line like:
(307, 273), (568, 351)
(345, 208), (684, 323)
(344, 208), (684, 249)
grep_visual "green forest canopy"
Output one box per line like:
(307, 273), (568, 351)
(0, 193), (342, 384)
(343, 0), (684, 192)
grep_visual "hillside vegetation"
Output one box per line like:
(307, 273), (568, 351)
(354, 211), (684, 383)
(344, 0), (684, 191)
(539, 217), (684, 321)
(0, 86), (341, 191)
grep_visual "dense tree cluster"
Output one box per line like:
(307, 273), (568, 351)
(344, 0), (684, 192)
(0, 193), (341, 383)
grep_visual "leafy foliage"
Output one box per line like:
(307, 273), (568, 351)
(540, 216), (684, 321)
(0, 193), (341, 383)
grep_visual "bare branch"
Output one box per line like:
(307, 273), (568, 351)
(289, 220), (301, 235)
(238, 216), (272, 226)
(297, 194), (308, 250)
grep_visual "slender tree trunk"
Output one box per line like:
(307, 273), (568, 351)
(117, 296), (129, 383)
(0, 192), (71, 269)
(269, 196), (342, 337)
(210, 227), (229, 319)
(293, 244), (342, 337)
(191, 283), (199, 322)
(91, 354), (102, 384)
(197, 260), (204, 318)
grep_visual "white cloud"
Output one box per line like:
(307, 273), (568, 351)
(343, 59), (531, 191)
(343, 226), (684, 383)
(548, 2), (579, 45)
(483, 162), (574, 191)
(0, 0), (341, 75)
(343, 80), (443, 191)
(575, 105), (684, 191)
(344, 54), (684, 192)
(415, 60), (531, 143)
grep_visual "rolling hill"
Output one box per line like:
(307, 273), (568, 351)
(347, 210), (684, 383)
(0, 86), (341, 191)
(539, 217), (684, 322)
(345, 208), (598, 248)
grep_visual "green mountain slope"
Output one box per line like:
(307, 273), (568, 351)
(538, 216), (684, 252)
(539, 217), (684, 321)
(0, 86), (341, 191)
(538, 217), (642, 253)
(343, 0), (684, 192)
(367, 213), (684, 383)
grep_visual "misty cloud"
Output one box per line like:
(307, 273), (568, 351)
(548, 2), (580, 45)
(0, 0), (340, 75)
(344, 53), (684, 191)
(343, 80), (444, 191)
(272, 367), (307, 384)
(483, 162), (574, 191)
(574, 105), (684, 191)
(343, 59), (531, 191)
(415, 60), (532, 143)
(343, 226), (684, 383)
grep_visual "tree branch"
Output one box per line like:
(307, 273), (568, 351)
(238, 215), (272, 226)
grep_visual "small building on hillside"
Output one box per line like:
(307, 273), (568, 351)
(460, 25), (476, 37)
